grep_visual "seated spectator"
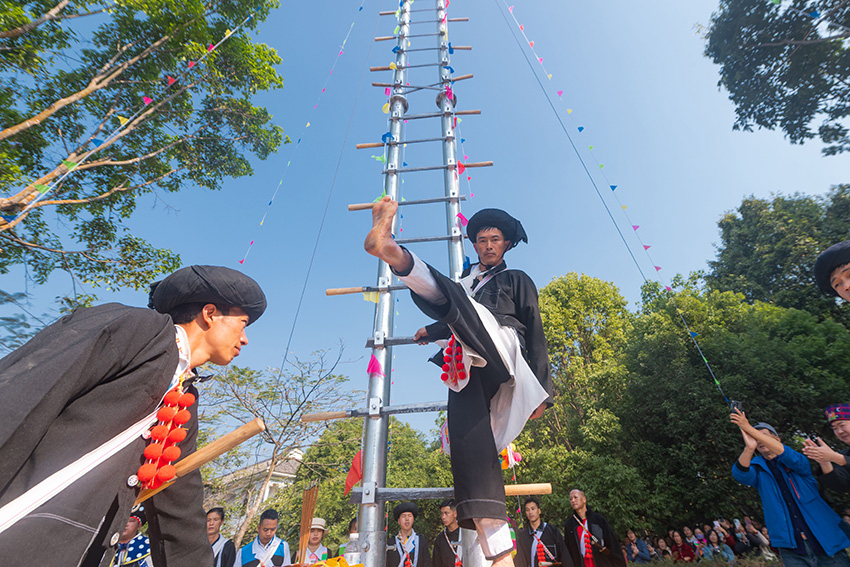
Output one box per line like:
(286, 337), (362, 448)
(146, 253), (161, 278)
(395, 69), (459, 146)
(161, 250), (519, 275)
(681, 527), (697, 549)
(625, 530), (651, 563)
(731, 410), (850, 567)
(338, 517), (357, 557)
(732, 525), (756, 556)
(701, 530), (734, 563)
(691, 529), (706, 558)
(670, 532), (696, 563)
(654, 537), (673, 560)
(713, 522), (736, 552)
(748, 525), (776, 561)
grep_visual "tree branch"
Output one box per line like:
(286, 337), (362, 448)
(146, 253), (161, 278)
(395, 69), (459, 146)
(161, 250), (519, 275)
(750, 33), (850, 48)
(0, 0), (71, 40)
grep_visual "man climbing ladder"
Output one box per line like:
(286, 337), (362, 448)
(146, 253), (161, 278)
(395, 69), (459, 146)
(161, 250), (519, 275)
(365, 196), (553, 567)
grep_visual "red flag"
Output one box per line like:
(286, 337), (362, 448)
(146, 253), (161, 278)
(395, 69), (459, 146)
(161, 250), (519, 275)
(344, 450), (363, 495)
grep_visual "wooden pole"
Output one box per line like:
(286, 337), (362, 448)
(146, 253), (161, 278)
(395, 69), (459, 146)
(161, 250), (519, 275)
(505, 483), (551, 496)
(134, 418), (265, 504)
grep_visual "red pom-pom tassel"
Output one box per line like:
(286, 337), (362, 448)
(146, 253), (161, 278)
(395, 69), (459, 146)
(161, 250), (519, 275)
(178, 392), (196, 408)
(137, 463), (157, 483)
(168, 428), (187, 443)
(173, 409), (191, 425)
(144, 443), (164, 460)
(162, 446), (181, 462)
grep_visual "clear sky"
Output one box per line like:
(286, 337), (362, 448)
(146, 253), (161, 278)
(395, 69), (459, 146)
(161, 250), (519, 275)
(5, 0), (847, 434)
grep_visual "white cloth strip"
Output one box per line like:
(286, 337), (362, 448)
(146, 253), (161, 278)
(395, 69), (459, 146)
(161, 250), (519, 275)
(474, 518), (513, 558)
(397, 251), (448, 305)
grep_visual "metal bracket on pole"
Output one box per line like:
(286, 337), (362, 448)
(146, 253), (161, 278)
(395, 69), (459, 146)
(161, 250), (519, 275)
(373, 330), (385, 348)
(368, 397), (382, 418)
(362, 481), (377, 505)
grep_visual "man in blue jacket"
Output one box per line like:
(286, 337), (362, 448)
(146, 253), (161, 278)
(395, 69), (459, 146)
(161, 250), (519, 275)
(730, 409), (850, 567)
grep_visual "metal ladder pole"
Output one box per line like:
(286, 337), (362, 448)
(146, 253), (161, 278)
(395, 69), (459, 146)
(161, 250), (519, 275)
(358, 3), (411, 567)
(436, 0), (465, 281)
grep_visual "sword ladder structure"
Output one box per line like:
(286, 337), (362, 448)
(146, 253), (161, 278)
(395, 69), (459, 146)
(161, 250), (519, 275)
(314, 3), (543, 566)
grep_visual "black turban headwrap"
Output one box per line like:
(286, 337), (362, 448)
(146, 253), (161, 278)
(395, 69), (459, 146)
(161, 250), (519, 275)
(466, 208), (528, 250)
(148, 265), (267, 324)
(814, 240), (850, 296)
(393, 501), (419, 521)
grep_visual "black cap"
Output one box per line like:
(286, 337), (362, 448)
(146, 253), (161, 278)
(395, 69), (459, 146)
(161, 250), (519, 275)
(393, 502), (419, 521)
(814, 240), (850, 296)
(467, 209), (528, 250)
(148, 265), (267, 324)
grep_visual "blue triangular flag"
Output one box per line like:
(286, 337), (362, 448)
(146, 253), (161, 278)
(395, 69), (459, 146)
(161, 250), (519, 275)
(392, 46), (400, 53)
(463, 256), (471, 270)
(577, 126), (584, 133)
(297, 138), (301, 143)
(610, 185), (617, 191)
(382, 132), (394, 143)
(810, 10), (820, 17)
(403, 161), (408, 166)
(92, 138), (105, 147)
(448, 42), (454, 54)
(689, 331), (699, 338)
(445, 65), (454, 73)
(461, 138), (466, 143)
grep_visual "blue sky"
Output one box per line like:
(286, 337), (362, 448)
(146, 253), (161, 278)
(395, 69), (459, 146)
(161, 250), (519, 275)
(6, 0), (847, 434)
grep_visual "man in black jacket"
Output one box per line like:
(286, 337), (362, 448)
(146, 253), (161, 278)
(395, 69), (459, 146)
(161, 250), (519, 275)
(516, 497), (570, 567)
(433, 499), (462, 567)
(208, 507), (237, 567)
(0, 265), (266, 567)
(802, 403), (850, 492)
(564, 489), (625, 567)
(366, 197), (552, 567)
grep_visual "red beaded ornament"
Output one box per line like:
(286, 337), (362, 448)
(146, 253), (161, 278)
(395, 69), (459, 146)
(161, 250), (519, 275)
(137, 383), (195, 490)
(440, 336), (466, 387)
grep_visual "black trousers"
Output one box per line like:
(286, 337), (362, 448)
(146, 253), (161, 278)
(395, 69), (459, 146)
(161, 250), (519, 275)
(409, 263), (512, 529)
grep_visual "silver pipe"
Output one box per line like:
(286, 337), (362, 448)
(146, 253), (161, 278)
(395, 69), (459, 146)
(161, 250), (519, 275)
(436, 0), (465, 280)
(359, 3), (411, 567)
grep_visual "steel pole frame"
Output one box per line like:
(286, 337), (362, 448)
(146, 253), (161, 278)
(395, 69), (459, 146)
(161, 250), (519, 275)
(436, 0), (465, 281)
(358, 3), (411, 567)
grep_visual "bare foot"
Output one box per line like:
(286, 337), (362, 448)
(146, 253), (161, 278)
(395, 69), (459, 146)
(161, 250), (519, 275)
(364, 196), (411, 271)
(491, 552), (515, 567)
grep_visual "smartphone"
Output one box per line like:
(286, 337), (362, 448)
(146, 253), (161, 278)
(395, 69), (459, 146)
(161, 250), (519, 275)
(730, 400), (743, 414)
(713, 521), (720, 529)
(733, 519), (741, 528)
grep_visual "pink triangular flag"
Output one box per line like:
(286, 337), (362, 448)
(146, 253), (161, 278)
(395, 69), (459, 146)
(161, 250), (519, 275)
(143, 96), (153, 105)
(632, 225), (639, 230)
(339, 50), (344, 56)
(538, 57), (543, 63)
(509, 5), (514, 12)
(643, 245), (651, 250)
(367, 355), (384, 377)
(467, 176), (471, 181)
(665, 286), (672, 291)
(520, 24), (524, 31)
(557, 90), (563, 96)
(188, 61), (196, 69)
(529, 41), (534, 48)
(167, 75), (175, 86)
(457, 163), (466, 174)
(457, 212), (469, 226)
(464, 154), (468, 160)
(655, 266), (662, 271)
(385, 87), (391, 96)
(239, 259), (244, 264)
(208, 43), (214, 51)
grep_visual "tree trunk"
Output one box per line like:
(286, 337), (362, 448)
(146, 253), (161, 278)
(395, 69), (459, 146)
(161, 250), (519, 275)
(233, 454), (279, 548)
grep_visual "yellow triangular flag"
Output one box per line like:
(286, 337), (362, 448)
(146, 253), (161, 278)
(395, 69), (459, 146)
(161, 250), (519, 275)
(382, 102), (390, 114)
(621, 205), (627, 210)
(566, 109), (573, 115)
(389, 62), (397, 70)
(362, 292), (379, 303)
(306, 122), (311, 127)
(117, 115), (129, 125)
(547, 74), (552, 79)
(225, 28), (232, 36)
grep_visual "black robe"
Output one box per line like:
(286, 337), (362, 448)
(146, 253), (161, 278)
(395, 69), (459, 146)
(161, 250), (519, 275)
(516, 523), (571, 567)
(387, 532), (432, 567)
(818, 447), (850, 493)
(564, 510), (625, 567)
(432, 527), (461, 567)
(407, 260), (553, 527)
(0, 303), (212, 567)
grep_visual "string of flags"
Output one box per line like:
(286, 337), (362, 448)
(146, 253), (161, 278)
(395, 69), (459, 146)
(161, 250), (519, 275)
(501, 1), (728, 402)
(238, 1), (367, 264)
(4, 13), (255, 226)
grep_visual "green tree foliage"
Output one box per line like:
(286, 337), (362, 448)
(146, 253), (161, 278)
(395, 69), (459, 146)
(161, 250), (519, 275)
(0, 0), (286, 291)
(705, 0), (850, 155)
(260, 418), (453, 553)
(516, 272), (850, 535)
(706, 186), (850, 325)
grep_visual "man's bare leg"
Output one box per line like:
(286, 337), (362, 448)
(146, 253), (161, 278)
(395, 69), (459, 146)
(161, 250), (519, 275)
(364, 196), (412, 273)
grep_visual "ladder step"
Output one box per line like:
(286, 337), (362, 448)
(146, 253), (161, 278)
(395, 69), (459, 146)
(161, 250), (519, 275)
(383, 161), (493, 174)
(370, 62), (447, 72)
(397, 109), (481, 120)
(347, 195), (466, 211)
(408, 18), (469, 24)
(326, 284), (408, 296)
(401, 46), (472, 53)
(356, 136), (450, 150)
(365, 335), (433, 348)
(394, 234), (460, 245)
(348, 483), (552, 504)
(301, 401), (448, 423)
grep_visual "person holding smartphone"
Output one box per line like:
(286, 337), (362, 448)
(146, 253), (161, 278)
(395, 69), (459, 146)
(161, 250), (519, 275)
(730, 408), (850, 567)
